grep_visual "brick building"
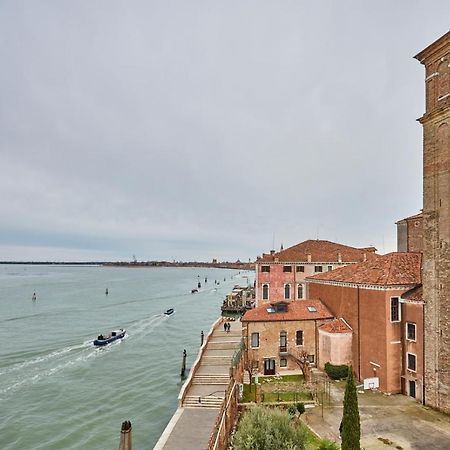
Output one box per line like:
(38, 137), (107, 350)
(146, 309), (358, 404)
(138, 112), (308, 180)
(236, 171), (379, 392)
(396, 212), (423, 252)
(306, 252), (423, 398)
(415, 31), (450, 411)
(241, 299), (334, 375)
(255, 240), (377, 307)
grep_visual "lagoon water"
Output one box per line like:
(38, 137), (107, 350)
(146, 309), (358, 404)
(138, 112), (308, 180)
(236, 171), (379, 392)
(0, 264), (253, 450)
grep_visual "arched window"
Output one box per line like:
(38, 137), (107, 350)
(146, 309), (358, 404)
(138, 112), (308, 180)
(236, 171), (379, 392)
(297, 284), (303, 299)
(284, 284), (291, 300)
(262, 284), (269, 300)
(438, 60), (449, 98)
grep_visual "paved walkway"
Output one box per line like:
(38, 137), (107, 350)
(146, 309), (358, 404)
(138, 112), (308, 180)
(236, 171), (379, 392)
(154, 320), (241, 450)
(303, 379), (450, 449)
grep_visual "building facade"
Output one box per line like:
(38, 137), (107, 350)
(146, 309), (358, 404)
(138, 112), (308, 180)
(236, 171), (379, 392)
(415, 31), (450, 411)
(255, 240), (377, 306)
(306, 252), (423, 398)
(241, 299), (334, 375)
(396, 212), (423, 252)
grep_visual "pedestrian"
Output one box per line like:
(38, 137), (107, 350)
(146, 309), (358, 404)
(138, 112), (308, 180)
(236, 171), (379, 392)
(226, 323), (230, 333)
(339, 420), (343, 438)
(223, 321), (227, 332)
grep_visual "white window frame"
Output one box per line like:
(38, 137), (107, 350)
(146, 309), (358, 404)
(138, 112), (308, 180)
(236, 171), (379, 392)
(407, 352), (417, 372)
(296, 330), (304, 346)
(280, 357), (287, 368)
(390, 297), (401, 323)
(297, 283), (304, 300)
(251, 332), (260, 348)
(284, 283), (291, 300)
(262, 283), (269, 301)
(406, 322), (416, 342)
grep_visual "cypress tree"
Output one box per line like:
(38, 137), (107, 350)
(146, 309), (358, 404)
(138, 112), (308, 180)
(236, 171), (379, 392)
(341, 365), (360, 450)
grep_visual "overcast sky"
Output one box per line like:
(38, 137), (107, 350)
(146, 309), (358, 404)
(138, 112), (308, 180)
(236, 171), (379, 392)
(0, 1), (449, 262)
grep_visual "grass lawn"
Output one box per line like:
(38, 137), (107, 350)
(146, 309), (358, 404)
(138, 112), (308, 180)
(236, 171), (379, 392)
(254, 374), (304, 383)
(263, 391), (312, 402)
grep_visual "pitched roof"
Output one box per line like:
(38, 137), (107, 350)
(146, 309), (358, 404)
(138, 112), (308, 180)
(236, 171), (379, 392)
(395, 212), (423, 224)
(402, 285), (423, 302)
(257, 239), (378, 264)
(307, 252), (422, 286)
(241, 299), (334, 322)
(319, 318), (352, 334)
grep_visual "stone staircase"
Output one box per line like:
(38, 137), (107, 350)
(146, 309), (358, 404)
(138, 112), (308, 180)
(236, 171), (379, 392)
(183, 394), (224, 409)
(192, 374), (230, 385)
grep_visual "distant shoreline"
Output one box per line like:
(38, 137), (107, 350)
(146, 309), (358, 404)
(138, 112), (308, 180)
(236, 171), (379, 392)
(0, 261), (255, 270)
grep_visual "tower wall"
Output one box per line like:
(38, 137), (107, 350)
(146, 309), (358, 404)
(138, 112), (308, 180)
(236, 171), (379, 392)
(416, 31), (450, 411)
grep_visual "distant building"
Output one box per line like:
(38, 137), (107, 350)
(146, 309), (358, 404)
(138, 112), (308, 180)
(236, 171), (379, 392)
(396, 212), (423, 252)
(254, 240), (377, 306)
(241, 299), (334, 375)
(415, 30), (450, 411)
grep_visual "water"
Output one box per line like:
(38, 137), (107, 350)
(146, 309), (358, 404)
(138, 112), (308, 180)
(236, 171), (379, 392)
(0, 264), (253, 449)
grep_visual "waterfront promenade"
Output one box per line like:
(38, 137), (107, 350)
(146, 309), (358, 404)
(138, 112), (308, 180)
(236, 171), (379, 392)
(154, 319), (242, 450)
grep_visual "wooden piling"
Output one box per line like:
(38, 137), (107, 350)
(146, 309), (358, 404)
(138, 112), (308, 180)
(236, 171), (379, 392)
(119, 420), (132, 450)
(181, 349), (187, 377)
(201, 330), (204, 346)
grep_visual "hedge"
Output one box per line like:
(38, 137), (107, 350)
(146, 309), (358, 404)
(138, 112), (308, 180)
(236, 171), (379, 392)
(324, 362), (349, 380)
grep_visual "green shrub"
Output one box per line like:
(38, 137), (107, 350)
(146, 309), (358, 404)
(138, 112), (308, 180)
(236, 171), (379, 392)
(324, 362), (349, 380)
(287, 404), (297, 415)
(296, 402), (305, 415)
(233, 406), (306, 450)
(317, 438), (340, 450)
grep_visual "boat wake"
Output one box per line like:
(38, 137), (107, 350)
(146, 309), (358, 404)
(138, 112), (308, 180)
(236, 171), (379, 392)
(0, 338), (122, 398)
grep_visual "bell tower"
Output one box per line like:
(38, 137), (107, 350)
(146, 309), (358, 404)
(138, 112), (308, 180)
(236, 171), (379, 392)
(415, 31), (450, 411)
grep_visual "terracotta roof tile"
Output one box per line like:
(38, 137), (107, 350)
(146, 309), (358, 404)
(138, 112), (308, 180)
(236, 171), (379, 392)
(319, 318), (352, 334)
(241, 299), (334, 322)
(258, 240), (378, 263)
(396, 212), (423, 224)
(307, 252), (422, 286)
(402, 285), (423, 302)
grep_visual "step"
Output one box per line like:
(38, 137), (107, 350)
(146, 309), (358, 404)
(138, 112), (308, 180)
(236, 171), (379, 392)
(183, 396), (224, 408)
(192, 377), (230, 385)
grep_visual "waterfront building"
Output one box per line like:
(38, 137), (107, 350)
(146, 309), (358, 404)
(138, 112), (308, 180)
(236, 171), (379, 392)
(255, 240), (378, 307)
(415, 31), (450, 411)
(241, 299), (334, 375)
(306, 252), (423, 399)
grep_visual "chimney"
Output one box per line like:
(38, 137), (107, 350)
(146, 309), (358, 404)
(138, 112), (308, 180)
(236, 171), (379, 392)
(338, 253), (342, 263)
(363, 253), (367, 262)
(307, 254), (311, 263)
(274, 257), (279, 263)
(270, 250), (275, 255)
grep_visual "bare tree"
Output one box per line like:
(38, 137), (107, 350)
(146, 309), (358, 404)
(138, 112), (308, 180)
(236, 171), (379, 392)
(288, 349), (311, 382)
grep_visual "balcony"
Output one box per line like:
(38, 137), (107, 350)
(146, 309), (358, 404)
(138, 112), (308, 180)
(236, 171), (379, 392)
(279, 345), (288, 355)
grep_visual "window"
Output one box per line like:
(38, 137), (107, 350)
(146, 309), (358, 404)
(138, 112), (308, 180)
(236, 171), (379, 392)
(251, 332), (259, 348)
(280, 358), (287, 367)
(314, 266), (323, 273)
(296, 330), (304, 346)
(283, 265), (292, 273)
(390, 297), (400, 322)
(307, 355), (315, 363)
(252, 360), (259, 369)
(296, 265), (305, 273)
(407, 353), (417, 372)
(327, 265), (333, 272)
(261, 265), (270, 273)
(262, 284), (269, 300)
(280, 331), (287, 352)
(307, 306), (317, 312)
(276, 302), (288, 313)
(407, 323), (416, 341)
(297, 284), (303, 300)
(284, 284), (291, 300)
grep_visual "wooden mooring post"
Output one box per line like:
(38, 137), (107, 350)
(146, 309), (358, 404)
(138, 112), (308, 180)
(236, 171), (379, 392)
(181, 349), (187, 377)
(201, 330), (204, 346)
(119, 420), (132, 450)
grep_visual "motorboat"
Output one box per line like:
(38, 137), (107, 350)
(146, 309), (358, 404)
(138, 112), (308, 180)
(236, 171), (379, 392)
(191, 289), (198, 294)
(164, 308), (174, 316)
(93, 329), (126, 346)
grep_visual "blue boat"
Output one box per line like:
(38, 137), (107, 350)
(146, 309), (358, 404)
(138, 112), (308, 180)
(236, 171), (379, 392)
(93, 329), (126, 346)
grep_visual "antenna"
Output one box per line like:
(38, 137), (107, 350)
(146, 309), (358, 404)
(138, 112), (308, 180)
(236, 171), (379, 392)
(272, 232), (275, 250)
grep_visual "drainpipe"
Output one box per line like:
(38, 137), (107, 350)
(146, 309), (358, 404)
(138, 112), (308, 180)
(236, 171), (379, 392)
(357, 285), (361, 380)
(422, 300), (426, 405)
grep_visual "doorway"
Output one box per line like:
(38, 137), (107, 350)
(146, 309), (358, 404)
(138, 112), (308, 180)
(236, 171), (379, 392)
(409, 380), (416, 399)
(264, 358), (276, 375)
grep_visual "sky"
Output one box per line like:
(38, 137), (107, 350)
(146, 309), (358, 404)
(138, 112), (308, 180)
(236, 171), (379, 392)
(0, 1), (449, 262)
